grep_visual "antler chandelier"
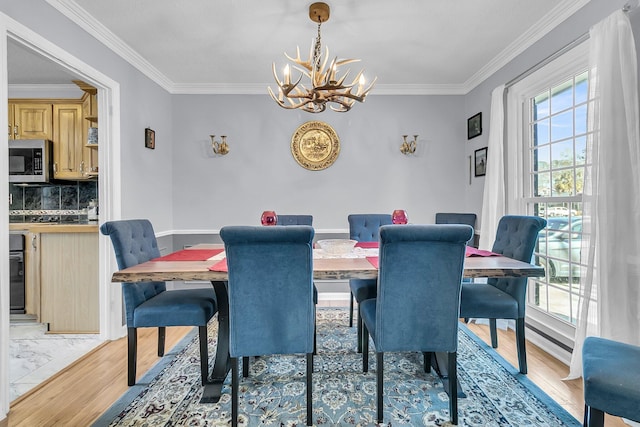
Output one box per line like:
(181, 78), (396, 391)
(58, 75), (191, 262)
(268, 2), (376, 113)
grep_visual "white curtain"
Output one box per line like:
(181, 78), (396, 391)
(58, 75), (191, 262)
(568, 10), (640, 380)
(479, 85), (506, 250)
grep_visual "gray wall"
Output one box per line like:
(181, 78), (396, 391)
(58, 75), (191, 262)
(171, 94), (467, 230)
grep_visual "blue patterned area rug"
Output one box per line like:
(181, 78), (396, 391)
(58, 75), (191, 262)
(93, 308), (580, 426)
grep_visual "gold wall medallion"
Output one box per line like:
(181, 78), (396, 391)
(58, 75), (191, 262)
(291, 121), (340, 170)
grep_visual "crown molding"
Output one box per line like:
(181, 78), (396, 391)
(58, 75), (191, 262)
(47, 0), (590, 97)
(369, 84), (467, 96)
(462, 0), (591, 93)
(46, 0), (174, 92)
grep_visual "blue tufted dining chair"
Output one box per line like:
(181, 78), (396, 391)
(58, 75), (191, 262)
(459, 215), (546, 374)
(582, 336), (640, 427)
(360, 224), (473, 425)
(276, 214), (313, 226)
(435, 212), (477, 246)
(100, 219), (217, 386)
(220, 225), (315, 427)
(347, 214), (392, 352)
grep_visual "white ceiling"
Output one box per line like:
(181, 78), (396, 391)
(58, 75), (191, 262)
(9, 0), (590, 94)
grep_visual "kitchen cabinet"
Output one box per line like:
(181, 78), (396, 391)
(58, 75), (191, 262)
(7, 101), (52, 140)
(39, 229), (99, 333)
(24, 231), (41, 317)
(52, 103), (87, 179)
(10, 224), (99, 333)
(9, 94), (98, 180)
(79, 83), (98, 177)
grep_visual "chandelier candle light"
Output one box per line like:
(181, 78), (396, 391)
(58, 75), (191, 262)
(268, 2), (376, 113)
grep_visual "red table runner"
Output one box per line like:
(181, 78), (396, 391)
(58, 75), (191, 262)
(209, 258), (228, 272)
(465, 247), (500, 257)
(152, 248), (224, 262)
(356, 242), (379, 248)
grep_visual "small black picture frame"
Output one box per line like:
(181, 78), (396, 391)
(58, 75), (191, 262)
(145, 128), (155, 149)
(475, 147), (487, 177)
(467, 112), (482, 140)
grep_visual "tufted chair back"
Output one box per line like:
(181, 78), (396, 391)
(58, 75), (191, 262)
(100, 219), (166, 325)
(372, 224), (472, 352)
(276, 214), (313, 226)
(221, 225), (316, 427)
(487, 215), (547, 317)
(348, 214), (392, 242)
(221, 225), (315, 357)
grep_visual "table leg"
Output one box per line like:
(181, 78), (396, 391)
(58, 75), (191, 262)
(201, 281), (231, 403)
(432, 352), (466, 398)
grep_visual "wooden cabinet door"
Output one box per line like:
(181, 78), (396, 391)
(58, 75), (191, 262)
(39, 232), (99, 333)
(24, 232), (41, 318)
(10, 102), (52, 140)
(81, 93), (99, 175)
(8, 104), (13, 139)
(52, 103), (85, 179)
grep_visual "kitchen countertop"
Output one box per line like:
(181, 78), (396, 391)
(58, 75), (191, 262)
(9, 223), (99, 233)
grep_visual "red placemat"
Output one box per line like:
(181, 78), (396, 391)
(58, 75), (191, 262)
(209, 258), (228, 272)
(366, 256), (379, 268)
(465, 247), (500, 257)
(152, 249), (224, 261)
(356, 242), (379, 248)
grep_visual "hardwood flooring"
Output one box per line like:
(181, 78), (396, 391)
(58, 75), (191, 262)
(2, 304), (629, 426)
(5, 326), (192, 427)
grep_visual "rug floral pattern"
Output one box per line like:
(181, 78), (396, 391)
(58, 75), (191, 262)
(98, 309), (579, 427)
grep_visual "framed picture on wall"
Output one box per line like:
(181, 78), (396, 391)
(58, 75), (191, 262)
(467, 112), (482, 140)
(475, 147), (487, 177)
(145, 128), (155, 149)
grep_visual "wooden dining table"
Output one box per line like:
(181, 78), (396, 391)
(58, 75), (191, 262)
(110, 243), (545, 403)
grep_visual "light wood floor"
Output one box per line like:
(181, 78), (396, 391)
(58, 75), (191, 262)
(2, 304), (628, 427)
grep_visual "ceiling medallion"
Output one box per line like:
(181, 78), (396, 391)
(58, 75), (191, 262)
(291, 121), (340, 170)
(268, 2), (376, 113)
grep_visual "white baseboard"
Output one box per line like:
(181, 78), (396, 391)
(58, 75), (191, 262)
(317, 292), (351, 302)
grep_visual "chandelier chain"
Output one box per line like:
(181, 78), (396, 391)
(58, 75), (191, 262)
(314, 22), (322, 72)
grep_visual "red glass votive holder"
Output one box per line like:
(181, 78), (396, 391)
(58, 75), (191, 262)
(261, 210), (278, 226)
(392, 209), (408, 224)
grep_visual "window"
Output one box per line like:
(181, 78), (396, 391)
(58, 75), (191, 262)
(507, 42), (591, 346)
(529, 71), (588, 324)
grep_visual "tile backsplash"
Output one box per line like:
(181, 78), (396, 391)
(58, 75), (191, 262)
(9, 181), (98, 223)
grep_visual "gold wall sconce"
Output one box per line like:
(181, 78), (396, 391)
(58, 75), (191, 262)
(400, 135), (418, 155)
(210, 135), (229, 156)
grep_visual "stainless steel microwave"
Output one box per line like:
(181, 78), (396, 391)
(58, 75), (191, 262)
(9, 139), (53, 183)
